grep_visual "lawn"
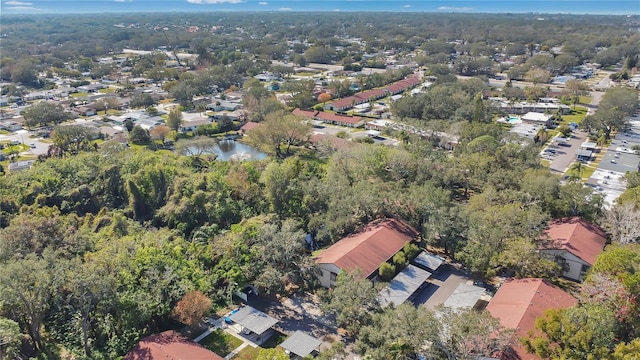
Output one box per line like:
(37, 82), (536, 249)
(199, 330), (243, 356)
(71, 92), (90, 98)
(295, 72), (316, 77)
(561, 106), (588, 125)
(233, 332), (287, 360)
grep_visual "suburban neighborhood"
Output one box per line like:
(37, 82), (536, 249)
(0, 8), (639, 360)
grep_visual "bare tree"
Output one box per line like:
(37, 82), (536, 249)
(606, 203), (640, 244)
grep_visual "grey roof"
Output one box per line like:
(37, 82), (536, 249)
(576, 149), (593, 157)
(412, 251), (445, 271)
(228, 306), (278, 335)
(379, 264), (432, 308)
(442, 283), (486, 311)
(280, 331), (322, 357)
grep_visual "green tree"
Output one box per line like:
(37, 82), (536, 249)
(356, 304), (440, 359)
(565, 79), (590, 109)
(0, 317), (21, 360)
(378, 262), (396, 281)
(129, 125), (150, 144)
(52, 124), (97, 156)
(166, 108), (183, 131)
(492, 237), (560, 278)
(320, 270), (381, 335)
(22, 102), (69, 128)
(248, 111), (310, 158)
(251, 219), (318, 294)
(55, 258), (115, 357)
(523, 305), (617, 360)
(0, 255), (53, 352)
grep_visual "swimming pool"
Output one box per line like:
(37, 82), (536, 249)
(508, 116), (521, 124)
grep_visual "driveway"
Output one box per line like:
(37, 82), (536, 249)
(546, 130), (588, 174)
(247, 292), (338, 352)
(412, 264), (469, 309)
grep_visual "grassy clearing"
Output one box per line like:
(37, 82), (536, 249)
(578, 95), (591, 105)
(295, 72), (316, 76)
(233, 332), (287, 360)
(561, 106), (588, 125)
(199, 330), (243, 356)
(71, 92), (90, 98)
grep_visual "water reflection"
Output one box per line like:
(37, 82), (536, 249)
(212, 140), (267, 161)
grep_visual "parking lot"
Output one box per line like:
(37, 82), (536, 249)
(544, 131), (588, 174)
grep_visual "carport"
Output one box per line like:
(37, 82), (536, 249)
(412, 251), (445, 272)
(442, 283), (488, 311)
(228, 306), (279, 345)
(576, 149), (593, 162)
(379, 264), (432, 308)
(280, 331), (322, 358)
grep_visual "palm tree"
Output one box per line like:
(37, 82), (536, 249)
(568, 161), (585, 182)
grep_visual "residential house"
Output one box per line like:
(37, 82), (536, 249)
(124, 330), (223, 360)
(227, 306), (279, 346)
(179, 119), (213, 133)
(521, 112), (554, 127)
(77, 83), (105, 93)
(539, 217), (607, 282)
(8, 160), (35, 173)
(314, 218), (418, 288)
(239, 121), (262, 135)
(291, 108), (318, 119)
(0, 119), (24, 131)
(314, 111), (364, 128)
(207, 100), (242, 112)
(73, 106), (97, 117)
(325, 77), (421, 112)
(487, 278), (577, 360)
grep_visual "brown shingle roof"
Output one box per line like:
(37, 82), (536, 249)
(315, 111), (363, 125)
(124, 330), (224, 360)
(315, 218), (418, 278)
(541, 217), (607, 265)
(487, 278), (577, 360)
(240, 121), (262, 132)
(291, 108), (319, 118)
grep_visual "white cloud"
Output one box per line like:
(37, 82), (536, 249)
(6, 5), (40, 10)
(438, 6), (474, 11)
(4, 1), (33, 5)
(258, 1), (267, 5)
(403, 4), (410, 8)
(278, 7), (292, 11)
(113, 0), (131, 2)
(186, 0), (245, 4)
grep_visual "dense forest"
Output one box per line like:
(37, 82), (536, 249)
(1, 11), (639, 360)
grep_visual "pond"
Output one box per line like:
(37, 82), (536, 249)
(212, 139), (267, 161)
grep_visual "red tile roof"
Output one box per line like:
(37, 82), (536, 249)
(309, 134), (350, 150)
(487, 278), (577, 360)
(315, 218), (418, 278)
(315, 111), (363, 125)
(124, 331), (224, 360)
(240, 121), (262, 132)
(291, 108), (319, 118)
(541, 217), (607, 265)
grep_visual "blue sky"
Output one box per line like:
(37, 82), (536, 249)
(1, 0), (639, 15)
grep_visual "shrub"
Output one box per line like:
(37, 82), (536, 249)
(379, 262), (396, 281)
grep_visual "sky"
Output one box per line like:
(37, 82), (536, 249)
(1, 0), (639, 15)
